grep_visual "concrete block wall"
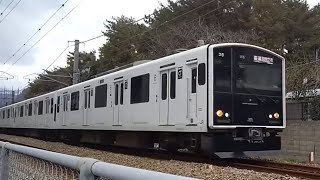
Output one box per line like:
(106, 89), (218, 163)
(281, 120), (320, 161)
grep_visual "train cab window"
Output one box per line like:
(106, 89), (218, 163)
(115, 84), (119, 105)
(214, 48), (231, 92)
(192, 68), (197, 93)
(50, 98), (54, 114)
(130, 74), (150, 104)
(95, 84), (107, 108)
(198, 63), (206, 85)
(161, 73), (167, 100)
(57, 96), (60, 113)
(20, 106), (23, 117)
(38, 101), (43, 115)
(170, 71), (176, 99)
(120, 83), (124, 105)
(71, 91), (80, 111)
(28, 103), (32, 116)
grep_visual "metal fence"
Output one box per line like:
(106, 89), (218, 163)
(0, 141), (198, 180)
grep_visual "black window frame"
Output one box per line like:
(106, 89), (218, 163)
(120, 83), (124, 105)
(71, 91), (80, 111)
(170, 71), (176, 99)
(38, 101), (43, 115)
(28, 103), (32, 116)
(161, 73), (167, 100)
(50, 98), (54, 114)
(95, 84), (108, 108)
(130, 74), (150, 104)
(20, 106), (23, 117)
(192, 68), (197, 93)
(198, 63), (206, 85)
(57, 96), (60, 113)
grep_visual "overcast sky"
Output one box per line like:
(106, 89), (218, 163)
(0, 0), (319, 90)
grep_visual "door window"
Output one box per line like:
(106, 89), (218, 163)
(161, 73), (167, 100)
(192, 68), (197, 93)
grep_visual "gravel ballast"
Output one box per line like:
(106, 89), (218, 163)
(0, 134), (301, 180)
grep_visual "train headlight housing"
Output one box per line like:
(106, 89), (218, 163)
(216, 110), (224, 118)
(274, 112), (280, 119)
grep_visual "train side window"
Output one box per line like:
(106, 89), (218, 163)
(115, 84), (119, 105)
(192, 68), (197, 93)
(130, 74), (150, 104)
(15, 107), (18, 118)
(198, 63), (206, 85)
(20, 106), (23, 117)
(170, 71), (176, 99)
(34, 102), (38, 115)
(25, 105), (28, 116)
(28, 103), (32, 116)
(71, 91), (80, 111)
(45, 100), (50, 114)
(7, 109), (10, 119)
(38, 101), (43, 115)
(57, 96), (60, 113)
(120, 83), (124, 105)
(95, 84), (107, 108)
(161, 73), (167, 100)
(50, 98), (54, 114)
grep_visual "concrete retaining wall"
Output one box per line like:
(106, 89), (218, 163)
(280, 120), (320, 162)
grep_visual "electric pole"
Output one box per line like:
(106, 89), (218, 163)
(73, 40), (80, 84)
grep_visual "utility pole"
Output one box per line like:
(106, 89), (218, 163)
(73, 39), (80, 84)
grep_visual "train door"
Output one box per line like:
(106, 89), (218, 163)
(83, 88), (92, 126)
(62, 94), (69, 126)
(159, 69), (176, 125)
(113, 81), (123, 126)
(188, 65), (198, 124)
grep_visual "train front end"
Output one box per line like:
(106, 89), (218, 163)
(206, 43), (285, 152)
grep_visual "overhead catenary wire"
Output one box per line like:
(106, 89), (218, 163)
(0, 0), (22, 24)
(22, 0), (232, 88)
(4, 1), (82, 73)
(45, 45), (71, 71)
(0, 0), (14, 16)
(2, 0), (70, 65)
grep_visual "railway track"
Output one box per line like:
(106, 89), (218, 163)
(1, 137), (320, 179)
(226, 158), (320, 179)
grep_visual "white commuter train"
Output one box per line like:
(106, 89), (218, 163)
(0, 43), (285, 153)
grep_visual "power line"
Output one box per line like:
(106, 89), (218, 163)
(112, 0), (235, 51)
(79, 0), (228, 48)
(2, 0), (70, 65)
(81, 34), (104, 44)
(45, 45), (70, 70)
(0, 0), (14, 16)
(0, 0), (22, 24)
(4, 1), (82, 72)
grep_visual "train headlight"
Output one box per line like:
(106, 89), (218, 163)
(216, 110), (224, 118)
(274, 112), (280, 119)
(225, 112), (230, 118)
(268, 114), (273, 119)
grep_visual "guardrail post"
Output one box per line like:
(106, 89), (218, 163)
(78, 158), (99, 180)
(0, 142), (10, 180)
